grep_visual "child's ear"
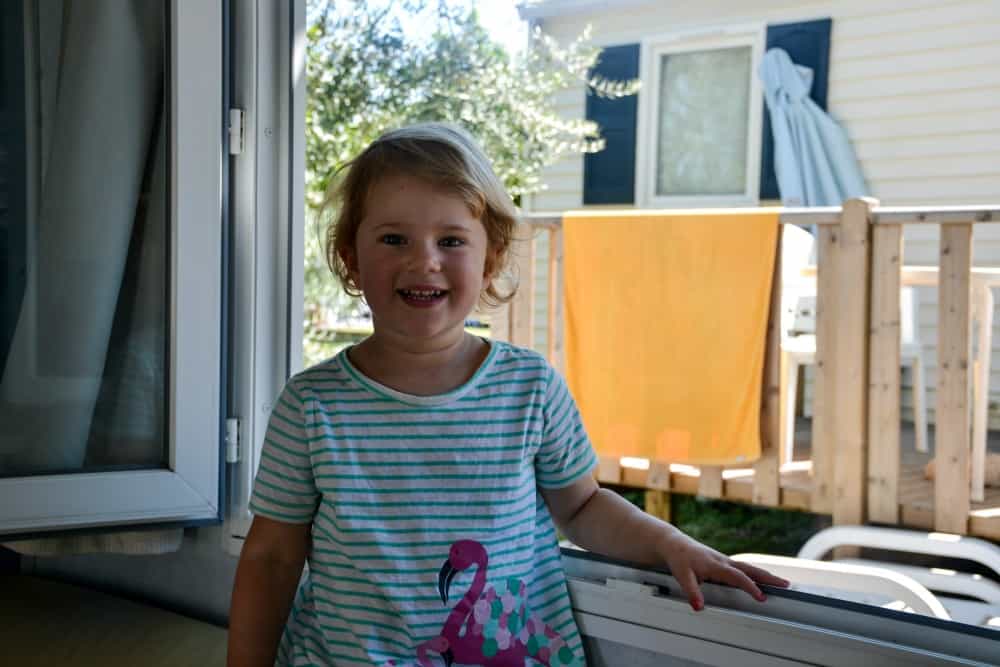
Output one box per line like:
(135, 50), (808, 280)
(482, 263), (496, 294)
(341, 247), (360, 285)
(483, 248), (497, 282)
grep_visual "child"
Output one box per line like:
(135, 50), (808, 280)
(227, 122), (788, 667)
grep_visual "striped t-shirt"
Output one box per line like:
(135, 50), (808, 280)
(249, 340), (598, 666)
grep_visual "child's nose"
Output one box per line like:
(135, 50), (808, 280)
(408, 242), (442, 272)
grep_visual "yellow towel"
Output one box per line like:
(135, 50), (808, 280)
(563, 209), (779, 465)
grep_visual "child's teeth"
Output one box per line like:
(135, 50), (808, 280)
(403, 289), (443, 298)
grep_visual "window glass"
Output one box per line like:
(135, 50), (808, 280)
(0, 1), (167, 476)
(656, 46), (751, 197)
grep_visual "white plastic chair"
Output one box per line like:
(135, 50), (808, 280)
(779, 227), (929, 462)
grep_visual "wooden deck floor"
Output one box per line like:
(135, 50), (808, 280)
(602, 421), (1000, 542)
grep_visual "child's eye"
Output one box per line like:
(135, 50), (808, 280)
(379, 234), (405, 246)
(439, 237), (465, 248)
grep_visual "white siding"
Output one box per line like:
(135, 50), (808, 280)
(524, 0), (1000, 424)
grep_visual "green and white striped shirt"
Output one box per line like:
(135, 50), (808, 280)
(249, 340), (597, 666)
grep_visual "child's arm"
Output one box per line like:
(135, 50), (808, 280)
(227, 516), (311, 666)
(541, 477), (789, 611)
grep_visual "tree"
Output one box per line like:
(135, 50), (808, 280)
(304, 0), (636, 362)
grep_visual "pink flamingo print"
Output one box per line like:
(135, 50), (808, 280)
(410, 539), (581, 667)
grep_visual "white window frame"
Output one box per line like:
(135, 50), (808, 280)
(223, 0), (305, 555)
(635, 23), (766, 209)
(0, 2), (225, 535)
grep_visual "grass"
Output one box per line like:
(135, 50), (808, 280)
(615, 488), (829, 556)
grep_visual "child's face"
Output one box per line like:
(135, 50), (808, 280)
(346, 174), (490, 346)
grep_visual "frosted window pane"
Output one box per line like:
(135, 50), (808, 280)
(656, 46), (751, 197)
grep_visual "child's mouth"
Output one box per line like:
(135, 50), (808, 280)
(397, 288), (448, 307)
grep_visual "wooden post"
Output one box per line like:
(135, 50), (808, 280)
(510, 230), (536, 349)
(779, 351), (791, 466)
(645, 490), (671, 522)
(832, 198), (874, 528)
(490, 299), (511, 343)
(754, 226), (783, 507)
(972, 284), (992, 503)
(936, 223), (973, 534)
(812, 224), (839, 515)
(698, 466), (723, 499)
(867, 222), (903, 524)
(648, 461), (671, 491)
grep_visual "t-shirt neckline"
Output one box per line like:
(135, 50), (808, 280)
(337, 338), (499, 407)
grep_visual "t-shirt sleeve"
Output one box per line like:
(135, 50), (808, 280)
(535, 366), (598, 489)
(249, 379), (320, 524)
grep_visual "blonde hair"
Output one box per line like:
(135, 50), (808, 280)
(323, 122), (519, 307)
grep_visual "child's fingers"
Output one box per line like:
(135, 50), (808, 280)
(715, 564), (766, 602)
(733, 561), (791, 588)
(675, 568), (704, 611)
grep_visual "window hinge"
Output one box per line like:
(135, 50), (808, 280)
(228, 108), (245, 155)
(225, 418), (241, 463)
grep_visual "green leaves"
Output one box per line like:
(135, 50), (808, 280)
(303, 0), (636, 363)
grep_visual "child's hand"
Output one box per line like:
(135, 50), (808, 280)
(656, 530), (790, 611)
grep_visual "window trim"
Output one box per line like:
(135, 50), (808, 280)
(222, 0), (305, 555)
(635, 22), (766, 209)
(0, 1), (224, 535)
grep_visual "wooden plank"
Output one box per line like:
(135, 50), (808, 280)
(873, 207), (999, 225)
(779, 208), (843, 226)
(832, 198), (874, 528)
(867, 223), (903, 524)
(698, 466), (723, 499)
(510, 231), (536, 349)
(754, 227), (782, 507)
(524, 208), (1000, 229)
(779, 487), (812, 511)
(621, 465), (649, 488)
(723, 479), (752, 504)
(811, 224), (839, 514)
(935, 223), (973, 534)
(595, 455), (622, 485)
(671, 474), (699, 496)
(900, 503), (935, 532)
(672, 469), (816, 511)
(968, 513), (1000, 542)
(548, 227), (566, 374)
(725, 478), (812, 511)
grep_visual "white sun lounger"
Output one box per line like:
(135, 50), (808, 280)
(562, 547), (1000, 666)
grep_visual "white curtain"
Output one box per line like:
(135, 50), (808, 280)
(0, 0), (165, 473)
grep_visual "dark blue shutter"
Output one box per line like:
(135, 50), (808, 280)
(583, 44), (639, 205)
(759, 18), (833, 201)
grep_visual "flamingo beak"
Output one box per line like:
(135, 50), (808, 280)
(443, 648), (454, 667)
(438, 560), (457, 604)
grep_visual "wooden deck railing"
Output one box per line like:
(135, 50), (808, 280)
(492, 201), (1000, 537)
